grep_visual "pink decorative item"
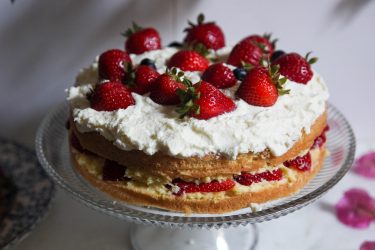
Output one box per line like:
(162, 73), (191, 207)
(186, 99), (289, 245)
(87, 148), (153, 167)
(360, 241), (375, 250)
(335, 188), (375, 229)
(354, 152), (375, 178)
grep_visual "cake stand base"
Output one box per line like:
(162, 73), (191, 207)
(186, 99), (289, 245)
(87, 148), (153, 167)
(130, 224), (258, 250)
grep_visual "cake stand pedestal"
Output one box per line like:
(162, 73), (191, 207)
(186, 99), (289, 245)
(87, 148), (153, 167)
(130, 224), (258, 250)
(35, 103), (355, 250)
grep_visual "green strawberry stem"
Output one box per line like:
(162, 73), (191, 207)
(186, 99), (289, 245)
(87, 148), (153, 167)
(263, 33), (278, 50)
(172, 70), (201, 118)
(305, 51), (318, 65)
(122, 22), (143, 37)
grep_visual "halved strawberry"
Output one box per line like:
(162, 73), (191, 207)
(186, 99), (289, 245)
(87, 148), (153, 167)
(236, 65), (289, 107)
(90, 82), (135, 111)
(272, 52), (317, 84)
(283, 152), (312, 171)
(167, 50), (209, 72)
(125, 65), (160, 95)
(123, 23), (161, 54)
(234, 169), (283, 186)
(150, 68), (187, 105)
(183, 13), (225, 50)
(240, 33), (276, 55)
(171, 179), (235, 195)
(177, 81), (236, 120)
(201, 63), (237, 89)
(227, 41), (263, 67)
(98, 49), (132, 82)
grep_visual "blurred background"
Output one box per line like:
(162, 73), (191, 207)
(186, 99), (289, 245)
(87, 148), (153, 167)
(0, 0), (374, 249)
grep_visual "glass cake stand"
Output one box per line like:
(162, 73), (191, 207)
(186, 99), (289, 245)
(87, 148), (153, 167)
(35, 103), (355, 250)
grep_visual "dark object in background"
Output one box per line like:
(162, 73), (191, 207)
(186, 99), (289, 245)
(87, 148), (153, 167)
(0, 168), (17, 220)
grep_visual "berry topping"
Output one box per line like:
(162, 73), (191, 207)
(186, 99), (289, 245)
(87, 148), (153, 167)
(140, 58), (157, 70)
(201, 63), (237, 89)
(183, 13), (225, 50)
(150, 68), (187, 105)
(123, 23), (161, 54)
(270, 50), (286, 63)
(227, 40), (263, 67)
(234, 169), (283, 186)
(311, 125), (329, 149)
(177, 81), (236, 120)
(241, 33), (276, 55)
(311, 133), (327, 149)
(171, 179), (235, 195)
(284, 152), (312, 171)
(168, 41), (183, 48)
(125, 65), (160, 95)
(167, 50), (209, 72)
(233, 67), (247, 81)
(90, 82), (135, 111)
(272, 52), (317, 84)
(102, 160), (130, 181)
(236, 65), (289, 107)
(98, 49), (132, 82)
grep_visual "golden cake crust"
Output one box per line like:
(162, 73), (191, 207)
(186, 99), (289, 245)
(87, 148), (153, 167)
(71, 145), (326, 214)
(71, 110), (327, 180)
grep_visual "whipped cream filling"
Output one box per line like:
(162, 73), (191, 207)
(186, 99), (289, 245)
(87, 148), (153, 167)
(67, 47), (329, 159)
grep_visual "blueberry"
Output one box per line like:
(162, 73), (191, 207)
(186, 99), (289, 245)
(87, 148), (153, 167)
(270, 50), (286, 63)
(168, 41), (183, 48)
(140, 58), (156, 70)
(233, 68), (247, 81)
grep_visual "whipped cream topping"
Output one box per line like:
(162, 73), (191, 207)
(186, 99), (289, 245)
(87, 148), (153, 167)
(67, 47), (329, 159)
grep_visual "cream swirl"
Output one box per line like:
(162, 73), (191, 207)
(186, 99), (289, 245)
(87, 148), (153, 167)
(67, 47), (329, 159)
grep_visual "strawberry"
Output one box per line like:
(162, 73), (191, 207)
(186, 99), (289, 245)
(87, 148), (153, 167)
(171, 179), (235, 195)
(167, 50), (209, 72)
(150, 68), (187, 105)
(240, 33), (276, 55)
(234, 169), (283, 186)
(236, 65), (289, 107)
(201, 63), (237, 89)
(125, 65), (160, 95)
(98, 49), (132, 82)
(283, 152), (312, 171)
(311, 125), (329, 149)
(123, 23), (161, 55)
(272, 52), (317, 84)
(227, 41), (263, 67)
(177, 81), (236, 120)
(90, 82), (135, 111)
(183, 13), (225, 50)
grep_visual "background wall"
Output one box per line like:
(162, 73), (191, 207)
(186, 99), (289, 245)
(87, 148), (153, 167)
(0, 0), (374, 147)
(0, 1), (374, 249)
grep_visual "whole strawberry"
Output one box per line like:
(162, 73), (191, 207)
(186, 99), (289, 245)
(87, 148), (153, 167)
(177, 81), (236, 120)
(236, 65), (289, 107)
(123, 23), (161, 55)
(98, 49), (132, 82)
(125, 65), (160, 95)
(183, 13), (225, 50)
(201, 63), (237, 89)
(272, 52), (317, 84)
(150, 68), (186, 105)
(241, 33), (276, 55)
(167, 50), (209, 72)
(227, 41), (263, 67)
(90, 82), (135, 111)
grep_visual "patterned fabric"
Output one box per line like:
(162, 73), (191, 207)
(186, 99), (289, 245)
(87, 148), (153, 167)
(0, 137), (55, 249)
